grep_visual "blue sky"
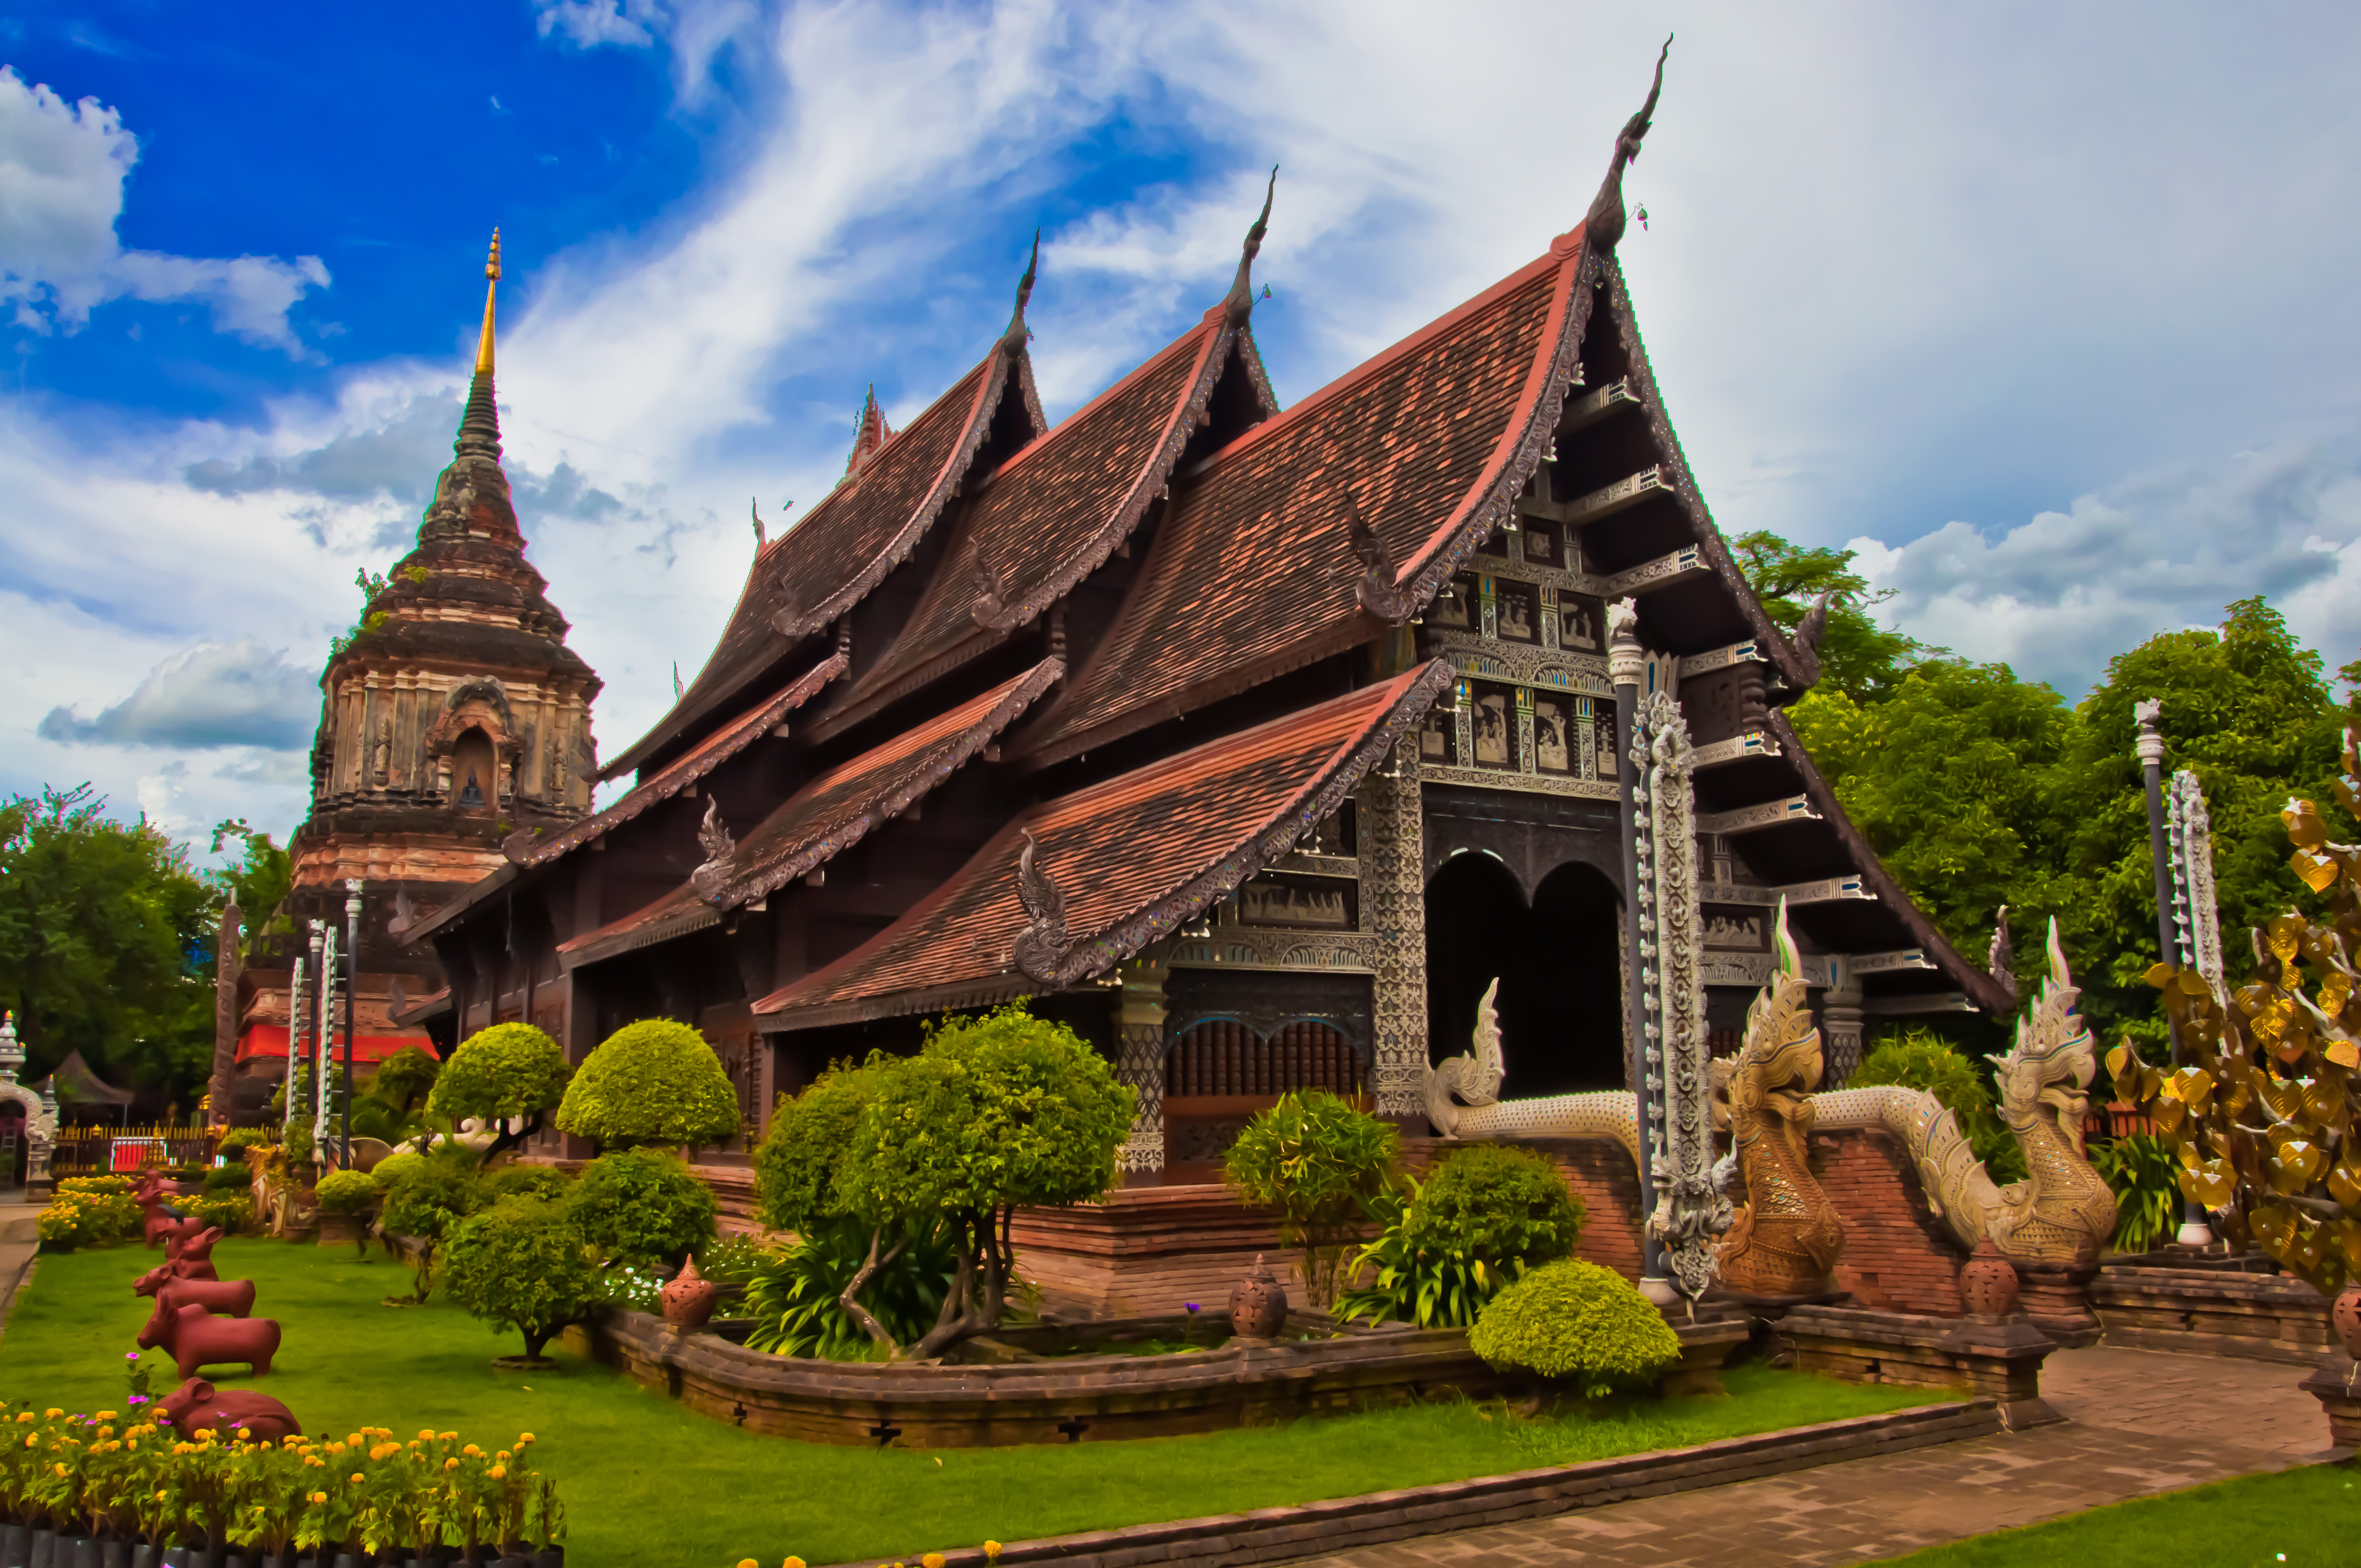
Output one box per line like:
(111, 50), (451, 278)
(5, 1), (2360, 862)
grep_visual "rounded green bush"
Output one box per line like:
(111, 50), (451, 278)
(571, 1147), (717, 1268)
(555, 1019), (741, 1150)
(443, 1196), (597, 1362)
(202, 1163), (252, 1196)
(377, 1151), (487, 1244)
(428, 1023), (572, 1133)
(486, 1163), (574, 1202)
(369, 1149), (426, 1193)
(1470, 1259), (1682, 1392)
(214, 1128), (265, 1158)
(1403, 1144), (1584, 1266)
(314, 1168), (378, 1216)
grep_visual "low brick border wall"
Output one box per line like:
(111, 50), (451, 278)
(2091, 1263), (2333, 1365)
(817, 1398), (1997, 1568)
(565, 1306), (1751, 1447)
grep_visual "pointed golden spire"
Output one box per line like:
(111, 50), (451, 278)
(475, 228), (502, 377)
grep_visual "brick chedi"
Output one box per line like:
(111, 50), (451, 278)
(212, 233), (600, 1119)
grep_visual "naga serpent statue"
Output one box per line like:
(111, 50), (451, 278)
(1709, 904), (1846, 1295)
(1422, 912), (2118, 1281)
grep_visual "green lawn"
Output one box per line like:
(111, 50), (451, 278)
(5, 1238), (1951, 1566)
(1870, 1463), (2358, 1567)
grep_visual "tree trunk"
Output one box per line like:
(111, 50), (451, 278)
(837, 1227), (907, 1353)
(908, 1215), (982, 1359)
(521, 1326), (550, 1360)
(478, 1112), (543, 1167)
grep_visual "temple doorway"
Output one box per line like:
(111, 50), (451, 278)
(1424, 853), (1625, 1101)
(450, 728), (496, 813)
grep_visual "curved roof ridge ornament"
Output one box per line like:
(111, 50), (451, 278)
(1220, 166), (1278, 326)
(1011, 828), (1071, 984)
(1582, 35), (1671, 255)
(1347, 493), (1413, 623)
(998, 228), (1041, 357)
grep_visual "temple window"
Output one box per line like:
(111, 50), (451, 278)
(450, 728), (496, 813)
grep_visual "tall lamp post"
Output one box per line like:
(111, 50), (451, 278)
(342, 879), (361, 1168)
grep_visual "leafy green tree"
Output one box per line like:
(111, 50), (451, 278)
(0, 784), (219, 1097)
(554, 1020), (741, 1150)
(427, 1023), (573, 1163)
(1337, 1144), (1584, 1328)
(443, 1197), (597, 1364)
(1223, 1089), (1400, 1306)
(835, 1005), (1135, 1359)
(377, 1148), (489, 1304)
(1732, 530), (1930, 701)
(2047, 597), (2345, 1046)
(207, 820), (292, 961)
(569, 1148), (716, 1271)
(1850, 1027), (2027, 1185)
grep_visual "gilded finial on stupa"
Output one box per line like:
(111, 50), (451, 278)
(476, 228), (502, 377)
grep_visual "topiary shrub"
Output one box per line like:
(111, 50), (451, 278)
(486, 1163), (574, 1203)
(315, 1167), (379, 1258)
(214, 1128), (265, 1159)
(1470, 1259), (1682, 1397)
(570, 1147), (716, 1270)
(369, 1149), (426, 1193)
(178, 1195), (252, 1237)
(1338, 1144), (1585, 1328)
(428, 1023), (573, 1163)
(378, 1150), (491, 1304)
(1222, 1090), (1399, 1306)
(203, 1163), (252, 1196)
(554, 1020), (740, 1151)
(443, 1197), (597, 1365)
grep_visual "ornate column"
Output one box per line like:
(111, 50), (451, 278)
(1609, 602), (1668, 1297)
(1359, 749), (1429, 1120)
(2163, 759), (2222, 1247)
(2135, 699), (2211, 1245)
(1820, 955), (1865, 1090)
(1114, 957), (1168, 1182)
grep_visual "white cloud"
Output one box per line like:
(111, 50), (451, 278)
(39, 640), (320, 750)
(536, 0), (666, 50)
(1853, 431), (2361, 693)
(0, 66), (329, 351)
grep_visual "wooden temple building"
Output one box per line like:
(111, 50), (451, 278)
(210, 236), (603, 1120)
(409, 77), (2006, 1185)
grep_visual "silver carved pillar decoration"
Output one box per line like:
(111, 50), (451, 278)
(1609, 601), (1667, 1294)
(2136, 698), (2211, 1246)
(1820, 954), (1865, 1090)
(1635, 683), (1729, 1299)
(289, 927), (317, 1143)
(2166, 769), (2224, 1000)
(1361, 748), (1429, 1119)
(316, 922), (339, 1164)
(1114, 957), (1168, 1177)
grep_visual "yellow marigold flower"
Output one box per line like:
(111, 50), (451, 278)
(21, 1436), (32, 1450)
(984, 1544), (1003, 1560)
(463, 1444), (481, 1457)
(42, 1409), (60, 1419)
(739, 1560), (759, 1568)
(439, 1430), (457, 1441)
(328, 1440), (346, 1454)
(925, 1555), (946, 1568)
(443, 1457), (459, 1471)
(784, 1559), (806, 1568)
(351, 1473), (365, 1484)
(13, 1413), (30, 1424)
(309, 1491), (327, 1505)
(418, 1429), (435, 1440)
(155, 1490), (167, 1502)
(496, 1450), (512, 1462)
(51, 1463), (66, 1477)
(96, 1413), (116, 1423)
(487, 1466), (505, 1480)
(304, 1455), (324, 1468)
(237, 1428), (252, 1440)
(516, 1433), (535, 1445)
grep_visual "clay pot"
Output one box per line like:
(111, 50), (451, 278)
(1229, 1253), (1288, 1339)
(660, 1257), (722, 1331)
(1959, 1239), (2020, 1317)
(2333, 1279), (2361, 1358)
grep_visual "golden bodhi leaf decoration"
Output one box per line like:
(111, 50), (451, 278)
(2112, 731), (2361, 1296)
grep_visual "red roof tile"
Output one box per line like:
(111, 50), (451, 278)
(754, 661), (1453, 1029)
(1012, 237), (1592, 770)
(506, 654), (844, 868)
(813, 316), (1264, 735)
(601, 347), (1043, 780)
(559, 660), (1063, 968)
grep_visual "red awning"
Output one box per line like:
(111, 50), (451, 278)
(236, 1026), (439, 1065)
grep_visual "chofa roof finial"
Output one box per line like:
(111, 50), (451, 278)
(999, 229), (1040, 356)
(1582, 36), (1671, 255)
(1221, 166), (1278, 326)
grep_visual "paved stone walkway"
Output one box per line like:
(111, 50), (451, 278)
(0, 1193), (43, 1346)
(1290, 1346), (2335, 1567)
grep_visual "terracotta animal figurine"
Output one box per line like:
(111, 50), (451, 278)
(160, 1217), (214, 1259)
(156, 1378), (300, 1441)
(131, 1256), (221, 1294)
(133, 1174), (179, 1250)
(153, 1278), (256, 1319)
(139, 1300), (280, 1379)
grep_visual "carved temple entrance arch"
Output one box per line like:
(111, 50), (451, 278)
(1423, 851), (1624, 1102)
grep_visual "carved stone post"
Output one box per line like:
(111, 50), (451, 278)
(1114, 957), (1168, 1182)
(1360, 752), (1429, 1120)
(1820, 955), (1865, 1090)
(2136, 699), (2211, 1245)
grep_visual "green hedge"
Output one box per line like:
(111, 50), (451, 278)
(572, 1148), (716, 1269)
